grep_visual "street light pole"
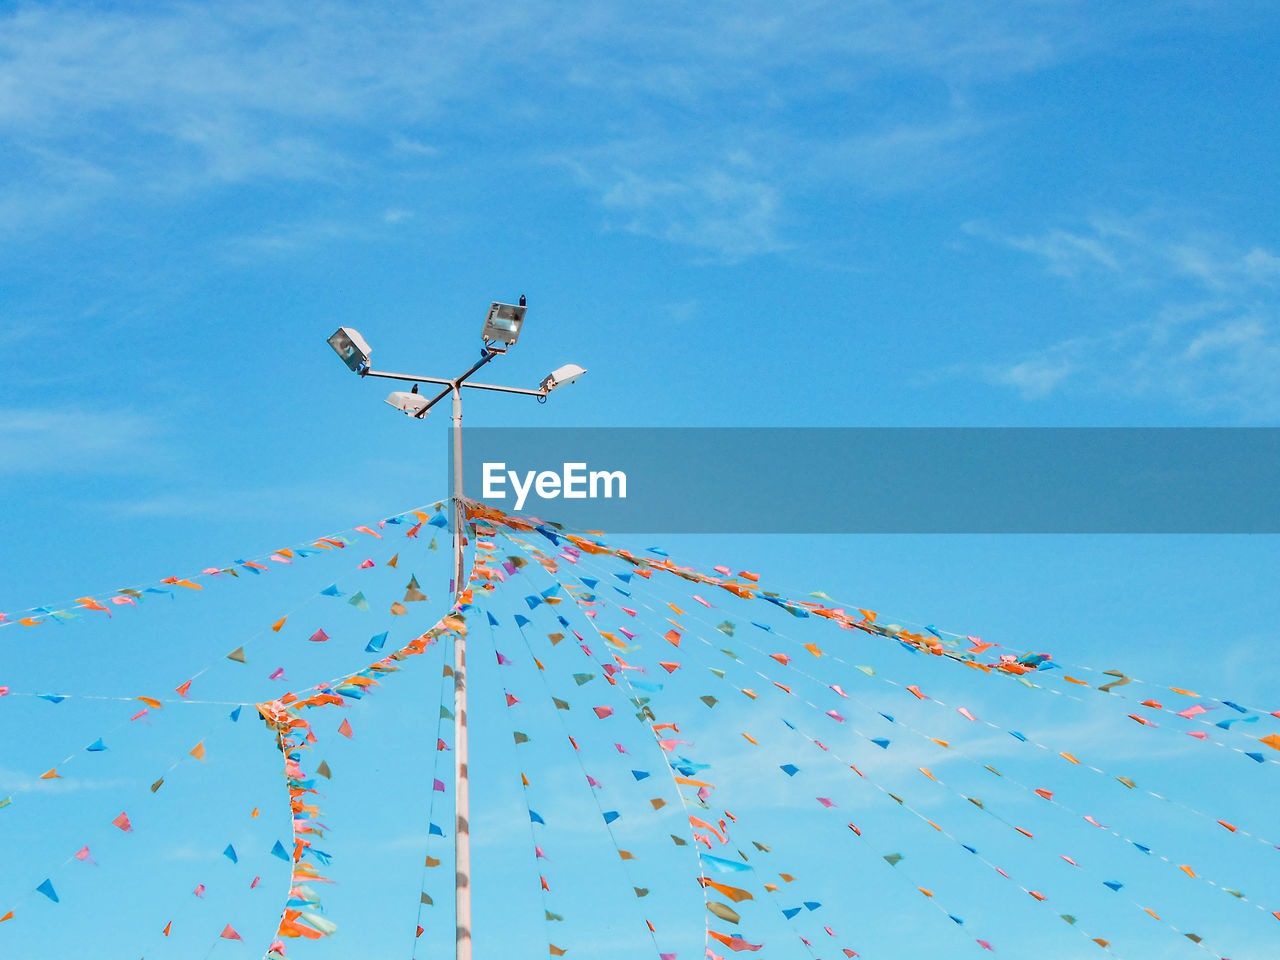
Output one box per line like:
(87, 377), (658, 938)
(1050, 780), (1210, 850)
(326, 300), (585, 960)
(448, 383), (472, 959)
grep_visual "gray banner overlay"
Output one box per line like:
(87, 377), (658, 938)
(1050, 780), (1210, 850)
(451, 428), (1280, 533)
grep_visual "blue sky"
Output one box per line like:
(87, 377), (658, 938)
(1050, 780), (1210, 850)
(2, 0), (1280, 956)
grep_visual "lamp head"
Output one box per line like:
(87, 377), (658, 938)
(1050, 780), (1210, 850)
(540, 363), (587, 393)
(385, 391), (430, 417)
(481, 301), (527, 348)
(328, 327), (372, 372)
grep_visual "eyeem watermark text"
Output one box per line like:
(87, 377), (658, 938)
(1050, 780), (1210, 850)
(482, 462), (627, 510)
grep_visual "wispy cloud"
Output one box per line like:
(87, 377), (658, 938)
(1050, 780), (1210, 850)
(219, 212), (410, 260)
(963, 213), (1280, 418)
(595, 162), (788, 262)
(965, 214), (1280, 291)
(0, 0), (1147, 259)
(0, 407), (163, 475)
(0, 765), (131, 793)
(0, 0), (541, 237)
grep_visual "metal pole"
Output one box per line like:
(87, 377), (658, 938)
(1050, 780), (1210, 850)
(451, 385), (466, 598)
(450, 385), (472, 960)
(331, 312), (577, 960)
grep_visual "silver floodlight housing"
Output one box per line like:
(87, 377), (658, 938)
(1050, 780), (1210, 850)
(328, 326), (372, 372)
(480, 301), (527, 349)
(540, 363), (587, 393)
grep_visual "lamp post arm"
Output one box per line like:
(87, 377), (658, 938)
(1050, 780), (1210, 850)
(412, 385), (454, 418)
(360, 368), (456, 386)
(459, 381), (548, 398)
(453, 351), (498, 387)
(361, 365), (548, 399)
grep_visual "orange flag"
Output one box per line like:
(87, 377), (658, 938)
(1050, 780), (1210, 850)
(112, 812), (132, 832)
(220, 924), (242, 940)
(699, 877), (754, 902)
(338, 719), (353, 739)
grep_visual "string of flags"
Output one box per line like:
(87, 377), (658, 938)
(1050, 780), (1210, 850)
(2, 497), (1277, 959)
(0, 501), (447, 630)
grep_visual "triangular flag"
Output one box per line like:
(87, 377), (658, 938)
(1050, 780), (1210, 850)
(338, 719), (353, 738)
(36, 879), (58, 902)
(226, 647), (246, 663)
(189, 741), (206, 761)
(220, 925), (242, 940)
(112, 812), (132, 832)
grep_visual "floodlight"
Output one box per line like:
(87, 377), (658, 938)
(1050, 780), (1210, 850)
(385, 390), (429, 416)
(540, 363), (587, 393)
(328, 327), (372, 372)
(481, 301), (527, 347)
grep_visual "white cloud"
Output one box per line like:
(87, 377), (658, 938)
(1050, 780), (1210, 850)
(967, 214), (1280, 418)
(0, 0), (1148, 256)
(0, 0), (542, 235)
(0, 764), (131, 793)
(990, 352), (1078, 398)
(0, 406), (162, 474)
(597, 165), (787, 261)
(964, 221), (1122, 277)
(969, 214), (1280, 294)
